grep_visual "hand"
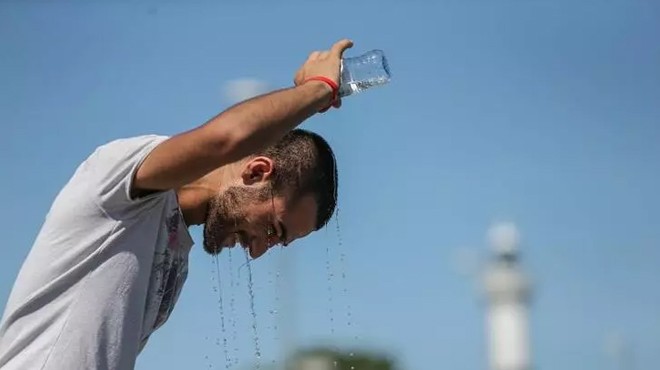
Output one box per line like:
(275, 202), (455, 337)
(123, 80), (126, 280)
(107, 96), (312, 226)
(293, 39), (354, 110)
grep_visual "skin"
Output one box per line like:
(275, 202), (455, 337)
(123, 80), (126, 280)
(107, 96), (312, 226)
(175, 156), (318, 259)
(131, 39), (354, 259)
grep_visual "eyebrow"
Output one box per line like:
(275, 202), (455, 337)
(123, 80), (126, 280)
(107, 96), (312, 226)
(278, 220), (289, 246)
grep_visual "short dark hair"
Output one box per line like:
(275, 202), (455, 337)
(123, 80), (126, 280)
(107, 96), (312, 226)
(257, 129), (338, 230)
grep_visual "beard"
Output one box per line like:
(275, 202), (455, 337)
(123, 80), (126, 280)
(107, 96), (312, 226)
(202, 184), (270, 255)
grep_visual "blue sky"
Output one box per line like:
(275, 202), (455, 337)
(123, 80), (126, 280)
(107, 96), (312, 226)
(1, 1), (660, 370)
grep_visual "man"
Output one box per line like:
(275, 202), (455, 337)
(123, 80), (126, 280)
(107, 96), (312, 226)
(0, 38), (354, 370)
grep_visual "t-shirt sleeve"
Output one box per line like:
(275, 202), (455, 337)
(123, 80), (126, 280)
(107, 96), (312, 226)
(82, 134), (170, 214)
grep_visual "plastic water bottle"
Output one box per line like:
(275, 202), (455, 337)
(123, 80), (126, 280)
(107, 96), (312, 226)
(338, 49), (391, 98)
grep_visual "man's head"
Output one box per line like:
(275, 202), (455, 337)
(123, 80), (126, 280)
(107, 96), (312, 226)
(203, 129), (337, 258)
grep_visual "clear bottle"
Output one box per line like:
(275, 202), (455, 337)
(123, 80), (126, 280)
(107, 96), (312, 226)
(338, 49), (391, 98)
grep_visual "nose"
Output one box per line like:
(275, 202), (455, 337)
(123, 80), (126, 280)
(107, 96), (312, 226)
(250, 238), (277, 259)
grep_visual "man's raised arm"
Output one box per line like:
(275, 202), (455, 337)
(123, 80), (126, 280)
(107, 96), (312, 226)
(132, 39), (353, 195)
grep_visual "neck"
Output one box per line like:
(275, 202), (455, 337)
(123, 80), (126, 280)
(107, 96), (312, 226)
(177, 165), (239, 226)
(176, 184), (212, 226)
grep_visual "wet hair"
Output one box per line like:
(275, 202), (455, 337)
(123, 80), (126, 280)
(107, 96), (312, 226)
(256, 129), (338, 230)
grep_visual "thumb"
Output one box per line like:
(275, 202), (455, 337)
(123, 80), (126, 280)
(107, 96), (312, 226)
(330, 39), (354, 58)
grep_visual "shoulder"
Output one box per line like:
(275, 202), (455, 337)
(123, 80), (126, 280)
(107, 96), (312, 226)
(93, 135), (170, 158)
(82, 134), (172, 213)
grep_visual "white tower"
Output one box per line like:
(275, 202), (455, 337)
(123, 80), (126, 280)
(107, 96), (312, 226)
(482, 222), (533, 370)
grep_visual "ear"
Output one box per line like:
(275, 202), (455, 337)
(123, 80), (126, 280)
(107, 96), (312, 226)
(241, 156), (274, 185)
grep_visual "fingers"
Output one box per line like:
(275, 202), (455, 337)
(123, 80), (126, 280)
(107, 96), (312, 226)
(294, 39), (354, 111)
(293, 69), (303, 85)
(318, 98), (342, 114)
(330, 38), (353, 57)
(311, 38), (353, 60)
(309, 51), (333, 60)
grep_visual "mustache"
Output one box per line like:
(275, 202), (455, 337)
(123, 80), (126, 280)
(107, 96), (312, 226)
(235, 231), (250, 249)
(203, 227), (251, 256)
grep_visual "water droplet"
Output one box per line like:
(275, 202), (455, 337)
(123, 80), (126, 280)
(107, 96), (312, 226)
(270, 247), (283, 367)
(226, 249), (240, 365)
(211, 255), (232, 369)
(244, 249), (261, 370)
(325, 240), (335, 336)
(335, 209), (361, 349)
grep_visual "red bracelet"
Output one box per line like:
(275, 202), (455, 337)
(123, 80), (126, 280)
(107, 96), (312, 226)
(304, 76), (338, 111)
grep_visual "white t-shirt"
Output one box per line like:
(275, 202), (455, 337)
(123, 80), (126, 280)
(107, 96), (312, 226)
(0, 135), (195, 370)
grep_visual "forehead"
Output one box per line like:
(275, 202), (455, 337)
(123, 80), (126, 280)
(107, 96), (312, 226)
(278, 194), (318, 239)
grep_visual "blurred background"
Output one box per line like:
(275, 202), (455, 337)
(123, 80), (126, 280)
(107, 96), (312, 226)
(1, 1), (659, 370)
